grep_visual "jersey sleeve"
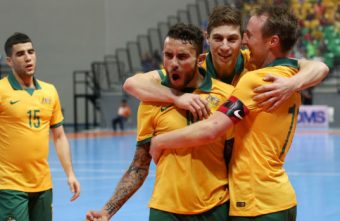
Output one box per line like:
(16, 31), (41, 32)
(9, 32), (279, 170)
(136, 102), (157, 146)
(50, 85), (64, 128)
(231, 71), (264, 110)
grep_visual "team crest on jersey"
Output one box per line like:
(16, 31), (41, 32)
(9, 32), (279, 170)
(205, 95), (220, 108)
(41, 97), (51, 105)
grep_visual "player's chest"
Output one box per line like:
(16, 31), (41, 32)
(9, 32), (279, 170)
(1, 90), (54, 121)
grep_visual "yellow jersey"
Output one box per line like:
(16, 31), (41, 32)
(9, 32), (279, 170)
(137, 68), (234, 214)
(0, 73), (64, 192)
(229, 58), (301, 216)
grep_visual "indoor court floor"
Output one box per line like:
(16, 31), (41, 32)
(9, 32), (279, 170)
(50, 128), (340, 221)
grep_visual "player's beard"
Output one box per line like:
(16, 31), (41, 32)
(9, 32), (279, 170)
(169, 60), (197, 91)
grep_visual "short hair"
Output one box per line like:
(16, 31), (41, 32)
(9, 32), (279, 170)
(207, 5), (243, 36)
(4, 32), (32, 56)
(166, 23), (204, 55)
(253, 6), (299, 53)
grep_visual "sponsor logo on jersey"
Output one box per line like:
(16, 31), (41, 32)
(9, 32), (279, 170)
(233, 110), (243, 120)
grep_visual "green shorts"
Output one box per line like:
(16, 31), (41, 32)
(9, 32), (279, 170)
(149, 201), (230, 221)
(0, 189), (53, 221)
(230, 206), (297, 221)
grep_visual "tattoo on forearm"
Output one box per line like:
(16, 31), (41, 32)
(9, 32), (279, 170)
(104, 144), (152, 217)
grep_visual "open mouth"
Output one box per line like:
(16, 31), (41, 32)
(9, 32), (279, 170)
(218, 53), (231, 61)
(171, 73), (180, 81)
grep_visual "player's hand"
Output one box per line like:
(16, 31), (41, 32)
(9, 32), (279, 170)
(67, 174), (81, 202)
(149, 137), (163, 164)
(253, 74), (296, 112)
(86, 210), (109, 221)
(174, 93), (211, 121)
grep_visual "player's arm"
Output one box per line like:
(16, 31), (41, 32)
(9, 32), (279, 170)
(123, 71), (210, 120)
(150, 97), (248, 163)
(51, 125), (81, 202)
(253, 59), (329, 111)
(123, 70), (174, 102)
(86, 143), (152, 221)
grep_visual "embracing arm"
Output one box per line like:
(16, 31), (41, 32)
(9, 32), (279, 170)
(294, 59), (329, 90)
(123, 71), (210, 120)
(253, 59), (329, 111)
(150, 112), (233, 163)
(123, 70), (177, 103)
(86, 144), (152, 221)
(51, 126), (80, 202)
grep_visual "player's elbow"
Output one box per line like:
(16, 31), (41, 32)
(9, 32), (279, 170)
(202, 118), (227, 141)
(123, 76), (136, 95)
(321, 62), (330, 77)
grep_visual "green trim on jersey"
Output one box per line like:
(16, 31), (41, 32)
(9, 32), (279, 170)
(159, 68), (213, 93)
(205, 51), (244, 84)
(8, 72), (42, 95)
(158, 69), (166, 81)
(50, 120), (64, 128)
(137, 137), (152, 146)
(266, 58), (299, 69)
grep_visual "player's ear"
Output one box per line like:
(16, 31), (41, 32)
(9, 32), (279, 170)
(6, 57), (13, 67)
(269, 35), (280, 49)
(204, 31), (210, 46)
(198, 53), (206, 66)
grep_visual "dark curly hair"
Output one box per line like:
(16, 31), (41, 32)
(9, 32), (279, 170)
(167, 23), (204, 55)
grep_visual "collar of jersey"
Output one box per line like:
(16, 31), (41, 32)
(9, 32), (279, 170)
(205, 50), (244, 84)
(158, 67), (212, 93)
(265, 58), (299, 68)
(8, 72), (41, 90)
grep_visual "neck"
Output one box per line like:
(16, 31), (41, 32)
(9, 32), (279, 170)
(187, 68), (204, 89)
(261, 50), (287, 68)
(214, 57), (238, 77)
(13, 71), (35, 89)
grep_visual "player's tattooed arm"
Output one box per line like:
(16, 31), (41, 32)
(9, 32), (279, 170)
(103, 143), (152, 219)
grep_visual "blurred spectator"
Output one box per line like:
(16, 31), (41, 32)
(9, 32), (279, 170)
(141, 52), (156, 72)
(112, 99), (131, 131)
(152, 50), (162, 69)
(240, 0), (338, 69)
(301, 88), (313, 105)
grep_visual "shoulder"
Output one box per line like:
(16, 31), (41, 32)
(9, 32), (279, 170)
(212, 78), (234, 91)
(0, 77), (10, 92)
(0, 76), (9, 84)
(37, 80), (57, 90)
(36, 80), (59, 98)
(211, 78), (235, 100)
